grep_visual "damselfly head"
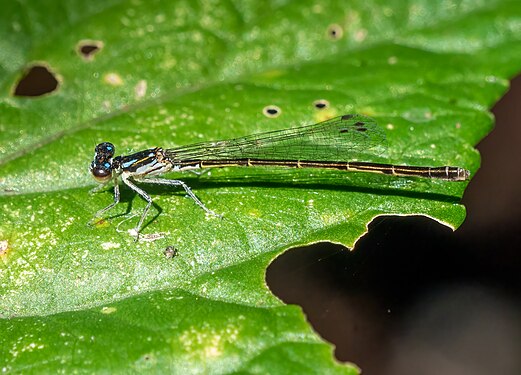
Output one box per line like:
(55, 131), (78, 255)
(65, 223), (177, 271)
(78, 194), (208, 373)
(90, 142), (115, 182)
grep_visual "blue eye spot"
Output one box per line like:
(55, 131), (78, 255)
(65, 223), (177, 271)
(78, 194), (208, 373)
(104, 162), (111, 168)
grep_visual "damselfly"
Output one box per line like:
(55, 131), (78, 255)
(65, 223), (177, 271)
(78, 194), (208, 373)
(90, 114), (470, 239)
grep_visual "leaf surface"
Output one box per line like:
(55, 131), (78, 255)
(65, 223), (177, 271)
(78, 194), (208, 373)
(1, 1), (521, 373)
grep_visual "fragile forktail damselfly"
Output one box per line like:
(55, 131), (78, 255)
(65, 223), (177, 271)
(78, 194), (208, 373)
(90, 114), (470, 239)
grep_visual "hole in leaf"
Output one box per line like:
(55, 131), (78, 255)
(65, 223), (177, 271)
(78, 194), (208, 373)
(13, 64), (59, 97)
(326, 24), (343, 40)
(262, 105), (281, 118)
(313, 99), (330, 109)
(77, 40), (103, 61)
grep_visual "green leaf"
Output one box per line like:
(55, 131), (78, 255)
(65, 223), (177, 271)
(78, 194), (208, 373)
(1, 0), (520, 373)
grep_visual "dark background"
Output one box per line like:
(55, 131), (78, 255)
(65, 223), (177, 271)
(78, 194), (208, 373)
(267, 76), (521, 375)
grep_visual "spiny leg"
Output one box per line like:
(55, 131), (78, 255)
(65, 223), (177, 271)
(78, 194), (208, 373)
(140, 177), (222, 218)
(121, 175), (153, 241)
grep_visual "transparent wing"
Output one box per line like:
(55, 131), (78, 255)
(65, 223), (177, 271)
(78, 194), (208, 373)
(165, 114), (387, 163)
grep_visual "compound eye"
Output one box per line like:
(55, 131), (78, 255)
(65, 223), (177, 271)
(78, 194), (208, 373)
(95, 142), (115, 158)
(91, 166), (112, 182)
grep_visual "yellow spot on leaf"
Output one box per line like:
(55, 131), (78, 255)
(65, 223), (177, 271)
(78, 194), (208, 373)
(104, 73), (124, 86)
(101, 306), (117, 314)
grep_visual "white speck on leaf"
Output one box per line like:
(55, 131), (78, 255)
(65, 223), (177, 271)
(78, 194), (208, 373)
(135, 80), (147, 99)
